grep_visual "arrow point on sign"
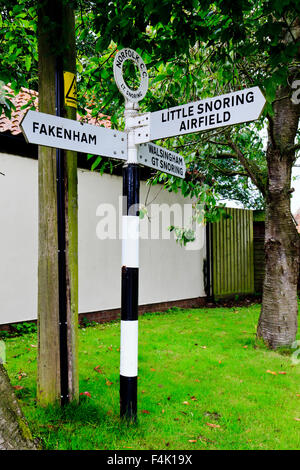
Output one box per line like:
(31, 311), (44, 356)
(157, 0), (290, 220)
(255, 86), (266, 118)
(20, 110), (128, 159)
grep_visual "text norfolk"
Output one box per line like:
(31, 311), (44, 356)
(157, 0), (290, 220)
(32, 121), (97, 145)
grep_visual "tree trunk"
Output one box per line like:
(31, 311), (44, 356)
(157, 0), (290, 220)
(37, 1), (78, 405)
(257, 84), (300, 348)
(0, 365), (36, 450)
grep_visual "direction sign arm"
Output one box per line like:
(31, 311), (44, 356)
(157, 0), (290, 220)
(147, 87), (266, 141)
(20, 110), (128, 160)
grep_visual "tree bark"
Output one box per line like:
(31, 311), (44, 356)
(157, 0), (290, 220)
(257, 83), (300, 348)
(0, 365), (37, 450)
(37, 1), (78, 405)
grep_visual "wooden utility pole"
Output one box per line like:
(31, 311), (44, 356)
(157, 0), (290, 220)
(37, 0), (78, 406)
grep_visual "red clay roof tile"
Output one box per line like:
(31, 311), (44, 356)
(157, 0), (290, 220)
(0, 85), (111, 136)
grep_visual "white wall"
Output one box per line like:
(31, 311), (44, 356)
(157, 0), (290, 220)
(0, 153), (206, 325)
(0, 154), (38, 324)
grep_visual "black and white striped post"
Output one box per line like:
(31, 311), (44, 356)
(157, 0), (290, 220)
(114, 49), (149, 421)
(120, 101), (140, 420)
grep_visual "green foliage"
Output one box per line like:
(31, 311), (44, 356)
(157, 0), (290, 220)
(79, 316), (98, 329)
(1, 0), (299, 212)
(169, 225), (196, 246)
(0, 0), (38, 116)
(73, 2), (273, 210)
(0, 330), (10, 340)
(12, 322), (37, 336)
(0, 321), (37, 340)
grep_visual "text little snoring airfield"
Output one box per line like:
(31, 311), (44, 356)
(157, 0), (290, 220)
(149, 86), (266, 140)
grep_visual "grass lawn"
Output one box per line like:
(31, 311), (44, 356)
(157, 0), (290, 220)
(3, 303), (300, 450)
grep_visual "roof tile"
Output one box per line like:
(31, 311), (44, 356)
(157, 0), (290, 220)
(0, 85), (111, 136)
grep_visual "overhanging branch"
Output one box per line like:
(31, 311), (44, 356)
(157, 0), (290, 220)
(227, 138), (267, 196)
(287, 143), (300, 153)
(208, 153), (237, 160)
(210, 161), (248, 177)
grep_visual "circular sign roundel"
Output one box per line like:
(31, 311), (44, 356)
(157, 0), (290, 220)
(113, 48), (148, 103)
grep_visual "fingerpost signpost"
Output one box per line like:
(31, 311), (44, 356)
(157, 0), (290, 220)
(113, 48), (265, 421)
(21, 47), (265, 421)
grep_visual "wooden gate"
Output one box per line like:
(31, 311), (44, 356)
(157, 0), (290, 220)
(210, 208), (254, 299)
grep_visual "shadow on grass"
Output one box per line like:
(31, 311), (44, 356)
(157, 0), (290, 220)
(32, 397), (139, 431)
(33, 399), (111, 425)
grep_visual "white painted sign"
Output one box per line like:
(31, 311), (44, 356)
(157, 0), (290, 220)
(20, 110), (127, 159)
(113, 48), (148, 103)
(147, 87), (266, 141)
(138, 142), (186, 179)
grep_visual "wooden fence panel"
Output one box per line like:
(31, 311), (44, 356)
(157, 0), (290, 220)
(253, 221), (265, 293)
(212, 208), (254, 298)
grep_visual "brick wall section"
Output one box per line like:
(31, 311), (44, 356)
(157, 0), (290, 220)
(79, 297), (206, 324)
(0, 297), (206, 332)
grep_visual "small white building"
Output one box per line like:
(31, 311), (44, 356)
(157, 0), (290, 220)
(0, 88), (206, 326)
